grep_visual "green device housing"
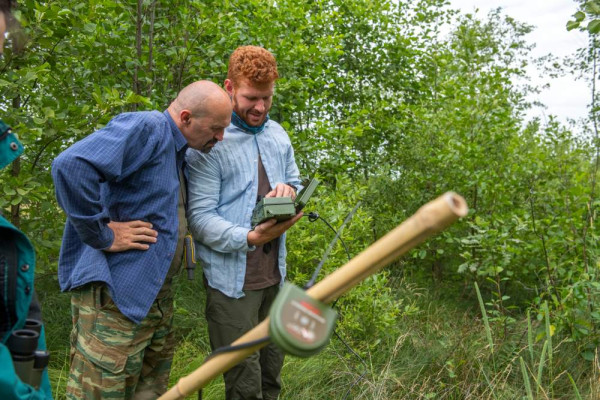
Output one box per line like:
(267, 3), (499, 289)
(251, 178), (320, 228)
(269, 282), (337, 357)
(251, 197), (296, 227)
(294, 177), (319, 211)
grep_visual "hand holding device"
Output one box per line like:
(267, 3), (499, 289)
(251, 178), (320, 228)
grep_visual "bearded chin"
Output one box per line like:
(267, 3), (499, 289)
(201, 140), (218, 153)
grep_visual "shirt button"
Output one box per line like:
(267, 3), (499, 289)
(21, 264), (30, 272)
(10, 142), (19, 151)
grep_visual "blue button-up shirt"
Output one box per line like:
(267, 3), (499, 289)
(52, 110), (187, 324)
(186, 120), (301, 299)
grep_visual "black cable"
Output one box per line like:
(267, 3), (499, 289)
(309, 213), (352, 262)
(204, 336), (271, 361)
(197, 336), (271, 399)
(334, 330), (369, 400)
(304, 202), (368, 398)
(303, 202), (359, 289)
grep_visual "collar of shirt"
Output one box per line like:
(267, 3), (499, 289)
(163, 110), (188, 152)
(163, 110), (188, 169)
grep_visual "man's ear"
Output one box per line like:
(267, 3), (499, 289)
(180, 109), (192, 125)
(224, 79), (234, 96)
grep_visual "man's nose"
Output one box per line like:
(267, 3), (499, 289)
(254, 100), (265, 113)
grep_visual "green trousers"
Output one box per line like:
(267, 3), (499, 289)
(66, 283), (175, 400)
(205, 282), (284, 400)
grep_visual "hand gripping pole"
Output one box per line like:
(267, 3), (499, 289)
(159, 192), (468, 400)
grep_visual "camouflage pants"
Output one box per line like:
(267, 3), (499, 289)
(66, 283), (175, 400)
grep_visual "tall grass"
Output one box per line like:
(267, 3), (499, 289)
(41, 274), (598, 399)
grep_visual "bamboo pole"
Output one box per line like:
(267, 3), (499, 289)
(160, 192), (468, 400)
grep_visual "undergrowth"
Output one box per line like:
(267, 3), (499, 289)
(40, 273), (599, 399)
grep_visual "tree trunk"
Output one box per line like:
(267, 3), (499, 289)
(133, 0), (143, 110)
(146, 0), (157, 97)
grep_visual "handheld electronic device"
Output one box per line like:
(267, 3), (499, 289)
(251, 178), (320, 228)
(269, 282), (337, 357)
(293, 178), (319, 212)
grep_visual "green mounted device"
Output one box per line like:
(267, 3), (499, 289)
(269, 282), (337, 357)
(251, 197), (296, 227)
(251, 178), (320, 228)
(293, 177), (320, 212)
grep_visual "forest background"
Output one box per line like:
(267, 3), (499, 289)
(2, 0), (600, 398)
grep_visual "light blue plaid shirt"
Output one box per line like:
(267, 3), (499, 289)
(186, 120), (301, 298)
(52, 110), (187, 324)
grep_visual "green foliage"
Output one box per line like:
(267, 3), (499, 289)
(568, 1), (600, 34)
(280, 282), (595, 399)
(475, 282), (495, 355)
(2, 0), (600, 397)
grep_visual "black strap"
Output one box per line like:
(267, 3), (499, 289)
(0, 125), (11, 141)
(0, 235), (19, 336)
(27, 291), (42, 322)
(178, 166), (188, 212)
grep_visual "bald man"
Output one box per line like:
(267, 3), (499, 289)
(51, 81), (232, 399)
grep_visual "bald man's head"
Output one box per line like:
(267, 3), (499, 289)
(168, 80), (232, 152)
(170, 80), (230, 118)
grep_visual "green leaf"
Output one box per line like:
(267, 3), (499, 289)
(588, 19), (600, 34)
(83, 23), (96, 33)
(43, 107), (55, 119)
(567, 20), (581, 31)
(586, 2), (600, 15)
(582, 351), (595, 361)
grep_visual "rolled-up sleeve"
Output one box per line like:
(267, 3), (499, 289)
(186, 149), (254, 253)
(284, 142), (301, 191)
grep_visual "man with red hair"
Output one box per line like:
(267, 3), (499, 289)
(186, 46), (302, 399)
